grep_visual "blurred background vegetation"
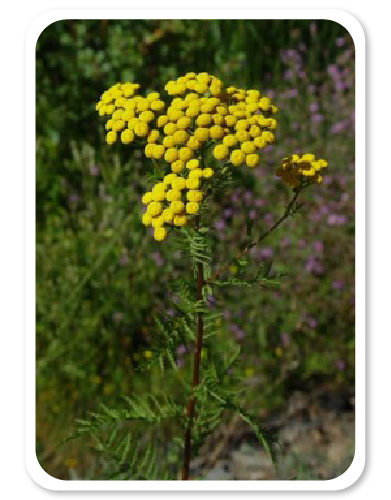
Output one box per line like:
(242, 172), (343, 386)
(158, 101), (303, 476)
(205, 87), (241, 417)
(36, 19), (355, 480)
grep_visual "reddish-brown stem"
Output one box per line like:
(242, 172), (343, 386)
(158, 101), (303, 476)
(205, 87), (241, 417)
(182, 220), (204, 480)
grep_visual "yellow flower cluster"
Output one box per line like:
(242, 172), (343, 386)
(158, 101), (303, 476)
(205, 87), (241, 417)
(141, 163), (214, 241)
(95, 83), (166, 145)
(276, 154), (328, 188)
(96, 73), (328, 244)
(158, 74), (278, 169)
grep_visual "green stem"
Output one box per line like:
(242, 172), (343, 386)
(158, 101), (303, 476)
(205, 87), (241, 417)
(207, 187), (303, 284)
(182, 216), (204, 480)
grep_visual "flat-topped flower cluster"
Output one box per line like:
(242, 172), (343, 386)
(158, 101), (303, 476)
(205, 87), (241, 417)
(96, 72), (327, 241)
(276, 154), (328, 187)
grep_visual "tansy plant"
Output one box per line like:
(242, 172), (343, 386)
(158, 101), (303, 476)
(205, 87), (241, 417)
(67, 72), (328, 480)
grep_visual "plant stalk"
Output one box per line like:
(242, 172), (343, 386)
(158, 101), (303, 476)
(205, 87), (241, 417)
(182, 219), (204, 480)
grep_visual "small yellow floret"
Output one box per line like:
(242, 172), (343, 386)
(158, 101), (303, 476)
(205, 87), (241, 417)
(147, 201), (163, 217)
(186, 178), (200, 190)
(186, 159), (200, 170)
(194, 128), (210, 142)
(154, 227), (167, 241)
(186, 202), (200, 215)
(171, 159), (185, 173)
(213, 144), (229, 160)
(166, 189), (182, 202)
(134, 122), (149, 137)
(210, 125), (225, 139)
(171, 201), (185, 214)
(246, 154), (260, 168)
(173, 214), (188, 226)
(121, 129), (134, 144)
(153, 145), (165, 159)
(230, 149), (246, 166)
(142, 192), (154, 204)
(157, 115), (169, 127)
(164, 122), (177, 136)
(179, 147), (193, 162)
(241, 141), (256, 154)
(202, 168), (214, 178)
(106, 131), (117, 145)
(164, 148), (179, 163)
(142, 213), (152, 226)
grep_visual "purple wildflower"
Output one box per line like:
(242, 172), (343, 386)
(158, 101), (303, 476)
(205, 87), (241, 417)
(214, 219), (225, 231)
(151, 251), (164, 267)
(311, 114), (324, 124)
(89, 164), (99, 176)
(332, 280), (345, 290)
(176, 344), (187, 356)
(336, 360), (345, 370)
(260, 247), (273, 259)
(313, 240), (324, 253)
(309, 102), (319, 113)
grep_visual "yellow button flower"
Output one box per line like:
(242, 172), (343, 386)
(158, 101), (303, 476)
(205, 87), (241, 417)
(223, 134), (238, 148)
(152, 145), (165, 159)
(147, 92), (160, 102)
(187, 190), (203, 202)
(246, 153), (260, 168)
(163, 173), (177, 185)
(163, 136), (176, 148)
(213, 144), (229, 160)
(225, 115), (237, 127)
(112, 120), (125, 132)
(150, 100), (165, 111)
(189, 169), (204, 179)
(179, 147), (193, 162)
(253, 137), (266, 149)
(162, 208), (175, 222)
(187, 136), (201, 150)
(186, 177), (200, 190)
(139, 110), (155, 123)
(142, 192), (153, 204)
(210, 125), (224, 139)
(241, 141), (256, 154)
(134, 122), (149, 137)
(164, 148), (179, 163)
(121, 129), (134, 144)
(177, 117), (192, 130)
(171, 200), (185, 214)
(164, 122), (177, 136)
(142, 213), (152, 226)
(194, 127), (210, 142)
(154, 227), (167, 241)
(171, 159), (185, 173)
(173, 130), (189, 145)
(236, 129), (250, 142)
(144, 144), (155, 158)
(202, 168), (214, 178)
(147, 201), (163, 217)
(106, 131), (117, 145)
(151, 216), (165, 228)
(230, 149), (246, 166)
(186, 202), (200, 215)
(147, 130), (159, 143)
(172, 177), (187, 191)
(157, 115), (169, 127)
(186, 159), (200, 170)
